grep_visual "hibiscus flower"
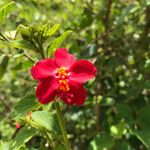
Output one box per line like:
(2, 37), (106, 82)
(31, 48), (96, 106)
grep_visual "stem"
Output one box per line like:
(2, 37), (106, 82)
(23, 52), (36, 63)
(37, 34), (45, 59)
(95, 96), (100, 132)
(54, 101), (71, 150)
(45, 132), (55, 150)
(38, 42), (45, 59)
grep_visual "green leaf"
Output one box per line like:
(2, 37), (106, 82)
(0, 54), (9, 80)
(115, 104), (132, 124)
(115, 5), (139, 25)
(44, 24), (60, 37)
(12, 93), (39, 119)
(55, 143), (65, 150)
(110, 120), (126, 139)
(88, 132), (114, 150)
(0, 40), (7, 48)
(31, 111), (60, 134)
(10, 40), (38, 51)
(12, 60), (34, 70)
(13, 126), (37, 149)
(17, 25), (30, 37)
(47, 30), (72, 57)
(129, 106), (150, 149)
(0, 2), (15, 24)
(114, 142), (132, 150)
(0, 141), (11, 150)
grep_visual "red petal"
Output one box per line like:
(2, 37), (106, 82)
(31, 59), (57, 80)
(54, 48), (76, 68)
(69, 60), (97, 83)
(59, 82), (86, 106)
(36, 78), (58, 104)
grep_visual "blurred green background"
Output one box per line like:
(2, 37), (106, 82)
(0, 0), (150, 149)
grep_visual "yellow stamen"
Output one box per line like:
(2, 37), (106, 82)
(58, 79), (70, 92)
(56, 67), (68, 78)
(56, 67), (70, 92)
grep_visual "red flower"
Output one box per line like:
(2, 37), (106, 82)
(31, 48), (96, 106)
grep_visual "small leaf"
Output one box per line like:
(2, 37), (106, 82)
(44, 24), (60, 37)
(13, 126), (37, 149)
(32, 111), (60, 134)
(110, 120), (126, 139)
(0, 2), (15, 24)
(10, 40), (37, 51)
(47, 30), (72, 57)
(12, 93), (39, 119)
(0, 54), (9, 80)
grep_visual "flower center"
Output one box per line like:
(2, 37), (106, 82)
(55, 67), (70, 92)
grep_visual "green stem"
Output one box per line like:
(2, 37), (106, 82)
(54, 101), (71, 150)
(45, 132), (55, 150)
(37, 34), (45, 59)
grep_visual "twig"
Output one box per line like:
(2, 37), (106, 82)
(23, 52), (36, 63)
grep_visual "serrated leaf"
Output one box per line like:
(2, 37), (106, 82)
(10, 40), (37, 51)
(44, 24), (60, 37)
(0, 2), (15, 24)
(88, 132), (114, 150)
(32, 111), (60, 134)
(12, 93), (39, 119)
(17, 25), (30, 37)
(13, 126), (37, 149)
(0, 54), (9, 80)
(47, 30), (72, 57)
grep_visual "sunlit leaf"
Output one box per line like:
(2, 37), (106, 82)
(44, 24), (60, 37)
(0, 141), (11, 150)
(32, 111), (60, 134)
(47, 30), (72, 57)
(0, 2), (15, 24)
(17, 25), (30, 37)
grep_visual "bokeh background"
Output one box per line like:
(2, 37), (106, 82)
(0, 0), (150, 149)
